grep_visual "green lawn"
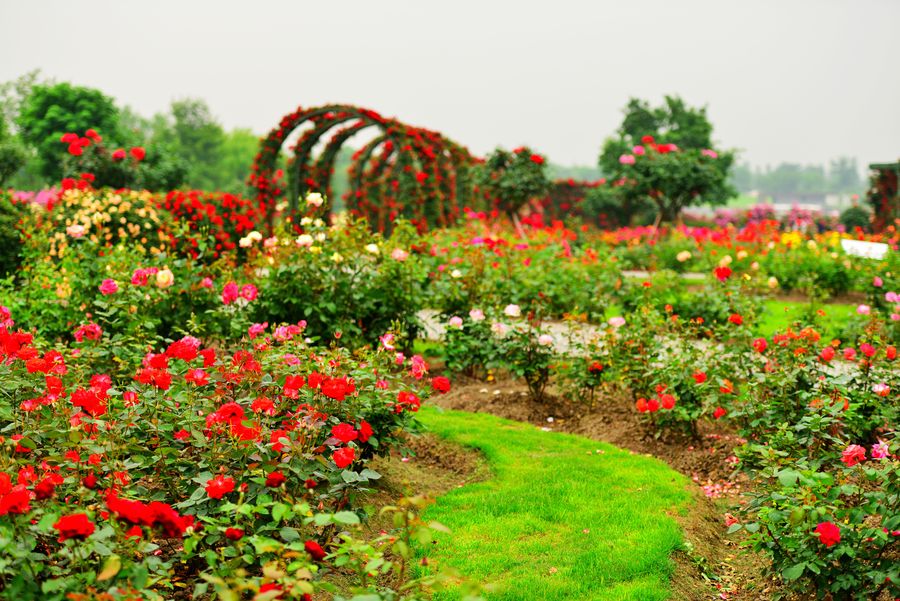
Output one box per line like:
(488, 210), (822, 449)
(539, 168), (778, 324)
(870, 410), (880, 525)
(756, 300), (856, 339)
(415, 407), (692, 600)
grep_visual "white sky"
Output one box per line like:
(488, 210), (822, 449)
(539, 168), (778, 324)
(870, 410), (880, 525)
(1, 0), (898, 169)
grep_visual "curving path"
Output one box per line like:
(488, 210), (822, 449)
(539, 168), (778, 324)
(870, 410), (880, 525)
(415, 406), (693, 600)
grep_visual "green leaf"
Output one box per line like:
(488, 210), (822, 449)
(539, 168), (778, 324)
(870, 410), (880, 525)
(777, 469), (800, 487)
(279, 527), (300, 542)
(333, 511), (360, 525)
(272, 503), (290, 524)
(782, 562), (806, 581)
(97, 554), (121, 581)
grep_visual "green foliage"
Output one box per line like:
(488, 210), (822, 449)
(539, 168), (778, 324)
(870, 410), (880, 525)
(0, 191), (24, 276)
(839, 204), (870, 232)
(599, 95), (718, 175)
(473, 147), (550, 217)
(17, 82), (121, 180)
(252, 215), (426, 348)
(0, 135), (27, 186)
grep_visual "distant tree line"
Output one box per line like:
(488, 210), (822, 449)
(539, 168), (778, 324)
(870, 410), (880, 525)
(730, 157), (863, 199)
(0, 71), (260, 192)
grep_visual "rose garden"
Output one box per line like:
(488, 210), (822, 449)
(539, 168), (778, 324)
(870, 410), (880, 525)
(0, 87), (898, 601)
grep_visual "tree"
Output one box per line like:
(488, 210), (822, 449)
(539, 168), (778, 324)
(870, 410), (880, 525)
(218, 128), (259, 193)
(16, 82), (121, 180)
(599, 96), (735, 222)
(599, 96), (721, 175)
(170, 98), (225, 189)
(0, 119), (27, 187)
(829, 157), (861, 193)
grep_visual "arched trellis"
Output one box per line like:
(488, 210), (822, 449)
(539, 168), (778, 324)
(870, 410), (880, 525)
(249, 104), (477, 232)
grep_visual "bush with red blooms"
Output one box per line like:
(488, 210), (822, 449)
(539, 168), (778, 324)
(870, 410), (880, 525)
(736, 440), (900, 599)
(473, 146), (551, 221)
(159, 189), (265, 261)
(0, 300), (455, 599)
(57, 129), (186, 191)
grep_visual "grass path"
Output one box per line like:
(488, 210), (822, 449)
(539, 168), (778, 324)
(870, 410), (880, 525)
(415, 406), (693, 600)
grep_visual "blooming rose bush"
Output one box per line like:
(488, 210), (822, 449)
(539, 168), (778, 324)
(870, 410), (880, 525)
(0, 302), (456, 599)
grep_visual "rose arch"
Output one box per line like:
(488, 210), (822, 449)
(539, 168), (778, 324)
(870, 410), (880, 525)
(249, 104), (477, 232)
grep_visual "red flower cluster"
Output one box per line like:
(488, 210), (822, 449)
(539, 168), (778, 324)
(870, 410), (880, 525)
(635, 385), (676, 413)
(160, 191), (263, 259)
(106, 492), (194, 537)
(53, 513), (95, 542)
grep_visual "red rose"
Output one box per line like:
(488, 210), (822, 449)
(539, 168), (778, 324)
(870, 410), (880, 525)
(358, 420), (373, 443)
(225, 527), (244, 541)
(265, 471), (286, 488)
(130, 146), (146, 161)
(205, 475), (235, 500)
(692, 371), (707, 384)
(815, 521), (840, 547)
(713, 266), (732, 282)
(819, 346), (835, 362)
(61, 178), (76, 190)
(729, 314), (744, 326)
(713, 407), (727, 420)
(185, 368), (209, 386)
(0, 486), (32, 515)
(53, 513), (95, 542)
(332, 447), (355, 469)
(660, 394), (676, 410)
(304, 539), (327, 561)
(331, 423), (358, 443)
(751, 338), (767, 352)
(67, 143), (83, 156)
(112, 148), (126, 161)
(431, 376), (451, 393)
(529, 154), (544, 165)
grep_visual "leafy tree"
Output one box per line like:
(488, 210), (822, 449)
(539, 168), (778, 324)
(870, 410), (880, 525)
(473, 147), (550, 219)
(599, 96), (722, 175)
(828, 156), (862, 193)
(16, 82), (121, 180)
(217, 128), (259, 193)
(0, 70), (42, 135)
(613, 146), (736, 222)
(0, 119), (27, 187)
(169, 98), (225, 189)
(599, 96), (735, 222)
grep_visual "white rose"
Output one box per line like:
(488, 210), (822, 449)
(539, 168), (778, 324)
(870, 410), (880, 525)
(504, 304), (521, 318)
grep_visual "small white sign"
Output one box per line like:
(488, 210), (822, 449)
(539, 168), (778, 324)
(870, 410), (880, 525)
(841, 239), (889, 260)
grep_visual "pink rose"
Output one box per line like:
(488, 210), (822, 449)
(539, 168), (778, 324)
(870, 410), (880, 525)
(871, 440), (890, 459)
(99, 279), (119, 295)
(618, 154), (635, 165)
(221, 282), (239, 305)
(240, 284), (258, 301)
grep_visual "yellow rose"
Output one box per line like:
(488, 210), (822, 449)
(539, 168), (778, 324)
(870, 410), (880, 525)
(156, 268), (175, 289)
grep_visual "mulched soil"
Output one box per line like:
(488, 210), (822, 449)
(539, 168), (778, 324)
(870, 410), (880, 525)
(427, 377), (784, 600)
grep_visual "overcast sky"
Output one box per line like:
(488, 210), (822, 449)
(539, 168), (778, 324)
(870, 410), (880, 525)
(2, 0), (898, 170)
